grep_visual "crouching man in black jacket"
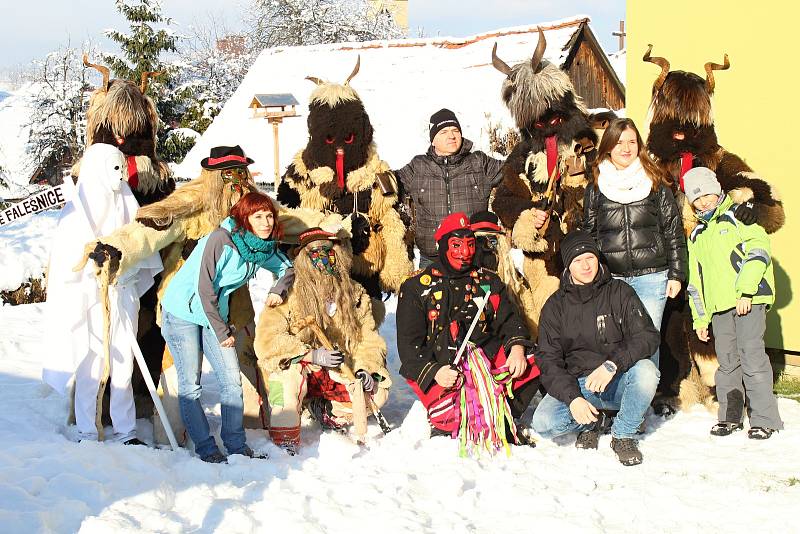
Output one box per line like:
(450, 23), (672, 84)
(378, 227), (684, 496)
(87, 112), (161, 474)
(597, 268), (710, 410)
(532, 230), (660, 466)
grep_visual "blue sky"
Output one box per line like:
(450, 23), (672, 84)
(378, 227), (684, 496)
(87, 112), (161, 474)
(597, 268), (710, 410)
(0, 0), (625, 70)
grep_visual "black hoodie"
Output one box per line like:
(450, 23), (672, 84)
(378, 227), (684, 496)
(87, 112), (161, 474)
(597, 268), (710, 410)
(536, 264), (660, 405)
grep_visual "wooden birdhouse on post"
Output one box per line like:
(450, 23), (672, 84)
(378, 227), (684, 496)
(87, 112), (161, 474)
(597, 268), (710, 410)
(250, 93), (299, 189)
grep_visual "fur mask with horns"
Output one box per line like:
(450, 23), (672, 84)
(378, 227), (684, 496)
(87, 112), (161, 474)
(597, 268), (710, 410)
(643, 45), (730, 162)
(303, 56), (374, 190)
(492, 28), (591, 147)
(83, 55), (163, 162)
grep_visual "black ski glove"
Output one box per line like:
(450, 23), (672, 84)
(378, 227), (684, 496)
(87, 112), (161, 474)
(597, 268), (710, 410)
(88, 242), (122, 275)
(734, 201), (757, 225)
(350, 213), (371, 256)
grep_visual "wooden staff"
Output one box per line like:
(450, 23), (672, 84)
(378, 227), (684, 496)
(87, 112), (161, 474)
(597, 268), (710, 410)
(292, 315), (391, 440)
(95, 261), (112, 440)
(537, 164), (560, 236)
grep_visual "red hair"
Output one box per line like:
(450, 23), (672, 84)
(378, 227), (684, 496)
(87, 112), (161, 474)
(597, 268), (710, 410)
(230, 192), (283, 239)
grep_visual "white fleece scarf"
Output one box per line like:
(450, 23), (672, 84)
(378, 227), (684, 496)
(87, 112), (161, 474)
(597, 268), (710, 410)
(597, 158), (652, 204)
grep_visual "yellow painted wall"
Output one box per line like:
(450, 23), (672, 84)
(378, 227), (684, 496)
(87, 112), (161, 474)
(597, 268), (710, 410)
(627, 1), (800, 350)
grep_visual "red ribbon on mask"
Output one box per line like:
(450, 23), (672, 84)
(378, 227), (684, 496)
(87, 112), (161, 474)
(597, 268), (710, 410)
(126, 155), (139, 190)
(679, 152), (693, 192)
(335, 149), (345, 190)
(545, 135), (560, 182)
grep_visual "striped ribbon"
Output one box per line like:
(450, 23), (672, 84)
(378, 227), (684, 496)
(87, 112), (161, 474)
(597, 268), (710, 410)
(456, 342), (516, 458)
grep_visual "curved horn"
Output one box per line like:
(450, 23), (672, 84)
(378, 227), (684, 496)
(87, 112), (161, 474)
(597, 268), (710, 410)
(305, 76), (324, 86)
(642, 44), (671, 92)
(704, 53), (730, 93)
(530, 27), (547, 72)
(345, 55), (360, 85)
(82, 53), (110, 92)
(140, 71), (163, 93)
(491, 43), (512, 76)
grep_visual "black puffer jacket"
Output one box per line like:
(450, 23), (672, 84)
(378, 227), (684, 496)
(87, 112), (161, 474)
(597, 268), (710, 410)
(537, 265), (660, 406)
(582, 183), (686, 281)
(395, 139), (503, 258)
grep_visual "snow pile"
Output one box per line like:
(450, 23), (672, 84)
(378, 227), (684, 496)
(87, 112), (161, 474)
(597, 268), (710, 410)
(174, 17), (593, 180)
(0, 84), (41, 199)
(0, 298), (799, 532)
(0, 209), (58, 292)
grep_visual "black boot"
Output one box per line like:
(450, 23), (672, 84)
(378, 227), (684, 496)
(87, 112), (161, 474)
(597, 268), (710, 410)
(610, 437), (643, 466)
(575, 422), (600, 450)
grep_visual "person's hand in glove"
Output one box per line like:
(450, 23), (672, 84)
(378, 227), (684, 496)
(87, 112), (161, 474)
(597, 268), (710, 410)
(350, 213), (372, 256)
(734, 201), (758, 225)
(355, 370), (376, 393)
(75, 241), (122, 280)
(310, 347), (344, 368)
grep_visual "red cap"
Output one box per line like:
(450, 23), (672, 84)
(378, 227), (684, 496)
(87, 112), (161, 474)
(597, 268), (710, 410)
(299, 227), (338, 248)
(434, 212), (471, 242)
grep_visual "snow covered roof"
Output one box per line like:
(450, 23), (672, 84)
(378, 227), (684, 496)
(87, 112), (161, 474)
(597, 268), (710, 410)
(175, 16), (605, 182)
(250, 94), (299, 108)
(608, 49), (626, 86)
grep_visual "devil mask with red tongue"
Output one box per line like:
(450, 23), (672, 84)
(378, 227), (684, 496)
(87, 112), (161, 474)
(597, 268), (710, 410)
(302, 59), (374, 191)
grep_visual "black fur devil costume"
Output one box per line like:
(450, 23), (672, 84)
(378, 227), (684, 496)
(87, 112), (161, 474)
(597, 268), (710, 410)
(277, 57), (412, 303)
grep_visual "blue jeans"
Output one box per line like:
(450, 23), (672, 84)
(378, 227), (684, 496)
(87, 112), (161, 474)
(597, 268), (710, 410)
(615, 270), (668, 368)
(161, 310), (247, 458)
(532, 359), (660, 439)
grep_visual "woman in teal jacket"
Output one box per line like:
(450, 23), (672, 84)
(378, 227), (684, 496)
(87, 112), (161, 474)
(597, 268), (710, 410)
(161, 191), (293, 462)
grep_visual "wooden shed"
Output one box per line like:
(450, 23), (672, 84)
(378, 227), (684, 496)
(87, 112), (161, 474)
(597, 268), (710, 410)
(560, 19), (625, 110)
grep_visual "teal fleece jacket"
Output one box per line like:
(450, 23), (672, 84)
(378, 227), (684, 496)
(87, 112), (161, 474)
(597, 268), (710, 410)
(162, 217), (292, 341)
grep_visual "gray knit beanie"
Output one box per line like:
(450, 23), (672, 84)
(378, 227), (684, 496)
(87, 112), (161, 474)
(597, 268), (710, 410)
(683, 167), (722, 204)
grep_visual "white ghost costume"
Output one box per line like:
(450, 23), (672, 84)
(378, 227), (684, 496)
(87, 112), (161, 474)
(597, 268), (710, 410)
(43, 144), (162, 441)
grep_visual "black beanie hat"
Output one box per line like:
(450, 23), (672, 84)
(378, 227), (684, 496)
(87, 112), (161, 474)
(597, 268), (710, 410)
(429, 108), (461, 142)
(560, 230), (599, 268)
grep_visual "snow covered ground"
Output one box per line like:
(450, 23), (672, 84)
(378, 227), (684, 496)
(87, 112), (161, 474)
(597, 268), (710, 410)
(0, 209), (58, 292)
(1, 293), (799, 533)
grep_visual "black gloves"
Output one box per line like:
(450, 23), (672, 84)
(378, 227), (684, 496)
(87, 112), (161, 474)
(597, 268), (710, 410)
(88, 242), (122, 274)
(350, 213), (372, 256)
(734, 201), (757, 225)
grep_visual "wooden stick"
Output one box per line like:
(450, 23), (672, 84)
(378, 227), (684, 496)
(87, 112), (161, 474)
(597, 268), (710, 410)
(95, 261), (112, 440)
(292, 315), (383, 440)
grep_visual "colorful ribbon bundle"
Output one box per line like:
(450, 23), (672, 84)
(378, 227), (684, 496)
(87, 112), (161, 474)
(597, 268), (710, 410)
(455, 342), (516, 458)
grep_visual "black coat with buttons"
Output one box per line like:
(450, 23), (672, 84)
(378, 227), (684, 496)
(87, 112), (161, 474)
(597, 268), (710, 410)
(396, 262), (531, 392)
(582, 183), (687, 281)
(395, 139), (504, 258)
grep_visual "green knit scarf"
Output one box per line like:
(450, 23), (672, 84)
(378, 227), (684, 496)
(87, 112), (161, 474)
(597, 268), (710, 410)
(231, 229), (277, 268)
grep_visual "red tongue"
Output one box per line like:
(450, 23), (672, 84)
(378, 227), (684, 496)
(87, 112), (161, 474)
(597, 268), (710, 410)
(335, 149), (345, 190)
(126, 155), (139, 190)
(679, 152), (693, 192)
(545, 136), (560, 181)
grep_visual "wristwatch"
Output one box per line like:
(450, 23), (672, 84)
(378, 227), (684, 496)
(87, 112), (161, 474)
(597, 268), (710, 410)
(603, 360), (617, 373)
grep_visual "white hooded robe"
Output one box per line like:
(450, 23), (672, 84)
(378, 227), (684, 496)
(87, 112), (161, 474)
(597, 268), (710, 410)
(42, 143), (162, 439)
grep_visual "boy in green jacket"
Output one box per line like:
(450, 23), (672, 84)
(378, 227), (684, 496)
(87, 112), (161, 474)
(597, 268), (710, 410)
(684, 167), (783, 439)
